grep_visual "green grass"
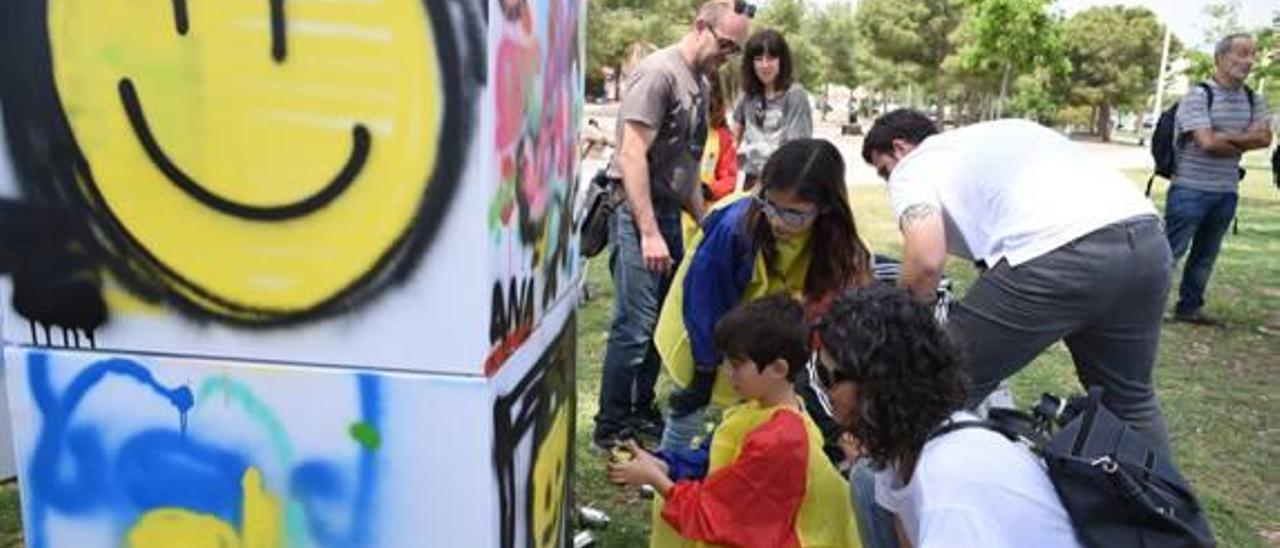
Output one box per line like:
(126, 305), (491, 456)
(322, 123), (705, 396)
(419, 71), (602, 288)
(0, 482), (19, 548)
(574, 164), (1280, 546)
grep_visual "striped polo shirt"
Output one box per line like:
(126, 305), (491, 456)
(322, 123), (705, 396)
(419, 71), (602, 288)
(1173, 80), (1271, 193)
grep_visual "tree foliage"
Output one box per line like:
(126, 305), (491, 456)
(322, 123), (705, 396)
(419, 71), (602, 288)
(581, 0), (1251, 131)
(957, 0), (1068, 117)
(1062, 5), (1166, 140)
(851, 0), (967, 108)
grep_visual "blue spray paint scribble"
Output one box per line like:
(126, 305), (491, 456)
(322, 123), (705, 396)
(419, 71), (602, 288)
(116, 430), (248, 526)
(25, 353), (196, 548)
(23, 353), (383, 548)
(291, 373), (382, 547)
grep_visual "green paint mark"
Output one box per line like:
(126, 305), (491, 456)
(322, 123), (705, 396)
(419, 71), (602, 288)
(349, 422), (381, 451)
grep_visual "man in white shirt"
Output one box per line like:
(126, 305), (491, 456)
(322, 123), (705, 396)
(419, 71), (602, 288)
(861, 110), (1174, 457)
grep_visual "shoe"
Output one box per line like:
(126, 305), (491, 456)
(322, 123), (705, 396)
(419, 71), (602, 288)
(630, 416), (665, 443)
(1171, 309), (1224, 327)
(591, 427), (633, 455)
(630, 407), (666, 443)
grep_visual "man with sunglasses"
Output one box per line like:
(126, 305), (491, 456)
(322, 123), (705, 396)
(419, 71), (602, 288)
(594, 1), (752, 450)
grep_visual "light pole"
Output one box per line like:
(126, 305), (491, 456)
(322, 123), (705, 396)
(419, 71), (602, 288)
(1151, 25), (1173, 121)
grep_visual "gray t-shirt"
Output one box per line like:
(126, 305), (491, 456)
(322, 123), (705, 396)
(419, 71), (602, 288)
(608, 47), (707, 210)
(1173, 80), (1270, 193)
(733, 84), (813, 177)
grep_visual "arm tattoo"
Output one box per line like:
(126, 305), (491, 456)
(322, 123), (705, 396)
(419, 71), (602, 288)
(899, 204), (938, 231)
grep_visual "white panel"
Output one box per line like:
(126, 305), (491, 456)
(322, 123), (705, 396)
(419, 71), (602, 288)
(4, 347), (496, 547)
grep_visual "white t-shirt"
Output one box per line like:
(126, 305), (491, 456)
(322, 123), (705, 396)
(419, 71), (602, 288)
(875, 411), (1081, 548)
(888, 119), (1156, 266)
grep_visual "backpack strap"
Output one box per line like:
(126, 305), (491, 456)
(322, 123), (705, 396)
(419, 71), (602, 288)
(927, 419), (1019, 443)
(1197, 82), (1214, 112)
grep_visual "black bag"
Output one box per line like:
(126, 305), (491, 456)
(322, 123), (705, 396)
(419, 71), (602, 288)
(1147, 83), (1253, 196)
(578, 170), (624, 258)
(937, 387), (1216, 548)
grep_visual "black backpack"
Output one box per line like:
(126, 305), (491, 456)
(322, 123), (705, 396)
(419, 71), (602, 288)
(1146, 82), (1254, 196)
(934, 387), (1216, 548)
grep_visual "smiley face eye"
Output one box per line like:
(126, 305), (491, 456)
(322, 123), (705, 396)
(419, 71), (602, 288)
(170, 0), (287, 62)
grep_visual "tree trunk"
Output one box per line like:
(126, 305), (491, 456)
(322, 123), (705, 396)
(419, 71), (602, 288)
(1098, 102), (1113, 143)
(613, 63), (624, 100)
(997, 62), (1011, 119)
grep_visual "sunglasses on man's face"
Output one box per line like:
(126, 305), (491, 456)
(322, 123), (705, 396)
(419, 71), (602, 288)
(734, 0), (757, 18)
(707, 26), (740, 56)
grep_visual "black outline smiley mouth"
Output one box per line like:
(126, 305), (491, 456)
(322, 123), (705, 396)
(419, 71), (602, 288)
(118, 78), (371, 221)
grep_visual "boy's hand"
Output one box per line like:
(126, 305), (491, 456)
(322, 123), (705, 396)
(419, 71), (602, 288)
(620, 439), (670, 476)
(607, 452), (665, 488)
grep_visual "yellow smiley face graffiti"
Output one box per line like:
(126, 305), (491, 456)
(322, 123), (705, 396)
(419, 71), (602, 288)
(42, 0), (472, 322)
(530, 401), (569, 548)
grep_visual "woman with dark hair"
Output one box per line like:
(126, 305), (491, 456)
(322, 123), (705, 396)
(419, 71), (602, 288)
(735, 29), (813, 190)
(654, 138), (873, 454)
(815, 285), (1079, 548)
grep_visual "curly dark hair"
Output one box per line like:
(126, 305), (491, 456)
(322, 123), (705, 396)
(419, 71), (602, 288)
(743, 139), (873, 301)
(713, 294), (808, 382)
(816, 284), (966, 478)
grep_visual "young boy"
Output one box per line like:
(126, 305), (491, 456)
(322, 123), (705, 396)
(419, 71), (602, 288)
(607, 295), (860, 547)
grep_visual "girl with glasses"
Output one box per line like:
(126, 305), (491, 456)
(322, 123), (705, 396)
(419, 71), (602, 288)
(735, 29), (813, 190)
(654, 138), (873, 457)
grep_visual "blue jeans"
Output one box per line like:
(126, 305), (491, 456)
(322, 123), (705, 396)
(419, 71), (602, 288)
(851, 460), (899, 548)
(1164, 186), (1237, 315)
(593, 202), (684, 442)
(660, 404), (706, 452)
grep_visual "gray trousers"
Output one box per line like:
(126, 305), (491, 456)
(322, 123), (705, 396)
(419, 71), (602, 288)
(952, 215), (1174, 457)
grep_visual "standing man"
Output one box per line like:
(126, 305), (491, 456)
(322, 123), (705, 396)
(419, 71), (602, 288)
(862, 110), (1176, 456)
(593, 1), (751, 449)
(1165, 33), (1272, 326)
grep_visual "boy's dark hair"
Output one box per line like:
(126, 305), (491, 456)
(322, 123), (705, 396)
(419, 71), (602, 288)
(860, 109), (938, 165)
(741, 29), (793, 99)
(713, 294), (808, 382)
(816, 285), (965, 474)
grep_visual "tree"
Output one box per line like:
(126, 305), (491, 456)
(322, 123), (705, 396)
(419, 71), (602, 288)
(1201, 0), (1244, 46)
(809, 1), (859, 90)
(585, 0), (688, 96)
(1063, 6), (1166, 141)
(851, 0), (968, 113)
(756, 0), (827, 92)
(957, 0), (1068, 118)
